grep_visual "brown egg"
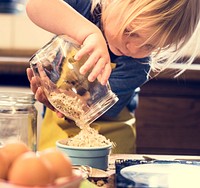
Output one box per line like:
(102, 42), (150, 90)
(0, 151), (9, 179)
(39, 148), (73, 178)
(0, 142), (30, 167)
(8, 152), (55, 186)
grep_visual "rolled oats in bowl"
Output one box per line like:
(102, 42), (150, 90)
(59, 126), (113, 148)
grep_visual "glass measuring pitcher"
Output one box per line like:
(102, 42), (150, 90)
(29, 35), (118, 127)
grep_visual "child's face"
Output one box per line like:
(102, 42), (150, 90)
(104, 21), (159, 58)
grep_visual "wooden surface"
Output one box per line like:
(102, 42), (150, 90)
(135, 61), (200, 155)
(0, 50), (34, 86)
(0, 56), (30, 75)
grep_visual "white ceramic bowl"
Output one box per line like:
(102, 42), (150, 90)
(56, 140), (112, 170)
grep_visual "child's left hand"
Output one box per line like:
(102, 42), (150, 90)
(74, 32), (111, 85)
(26, 68), (64, 118)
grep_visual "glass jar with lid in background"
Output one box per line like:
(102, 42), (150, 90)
(0, 92), (37, 152)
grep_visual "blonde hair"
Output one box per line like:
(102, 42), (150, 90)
(92, 0), (200, 76)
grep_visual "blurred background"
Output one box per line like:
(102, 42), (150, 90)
(0, 0), (53, 140)
(0, 0), (53, 87)
(0, 0), (200, 155)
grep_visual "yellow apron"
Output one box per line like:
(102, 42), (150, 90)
(38, 61), (136, 154)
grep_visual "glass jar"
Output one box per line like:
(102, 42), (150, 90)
(29, 35), (118, 127)
(0, 92), (37, 152)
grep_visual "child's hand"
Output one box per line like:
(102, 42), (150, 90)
(74, 32), (111, 85)
(26, 68), (64, 118)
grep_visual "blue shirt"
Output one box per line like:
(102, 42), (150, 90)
(64, 0), (150, 117)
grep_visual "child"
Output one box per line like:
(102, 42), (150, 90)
(26, 0), (200, 153)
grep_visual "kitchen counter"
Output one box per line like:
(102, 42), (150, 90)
(0, 49), (36, 75)
(0, 56), (30, 75)
(0, 53), (34, 86)
(0, 53), (200, 77)
(151, 61), (200, 81)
